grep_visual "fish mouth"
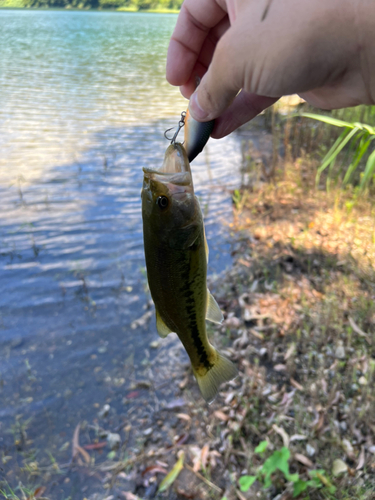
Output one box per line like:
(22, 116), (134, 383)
(143, 169), (191, 187)
(143, 143), (191, 178)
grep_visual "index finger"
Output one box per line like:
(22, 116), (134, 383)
(166, 0), (227, 86)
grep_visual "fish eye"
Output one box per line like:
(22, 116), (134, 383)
(157, 195), (169, 210)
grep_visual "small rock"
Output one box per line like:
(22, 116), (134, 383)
(259, 347), (267, 357)
(107, 433), (121, 450)
(149, 340), (160, 349)
(332, 458), (348, 476)
(306, 444), (315, 457)
(339, 421), (347, 432)
(98, 404), (111, 419)
(143, 427), (153, 437)
(335, 341), (345, 359)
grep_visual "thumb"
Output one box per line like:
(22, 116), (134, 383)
(189, 28), (243, 122)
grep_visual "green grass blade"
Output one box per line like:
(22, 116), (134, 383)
(315, 128), (351, 186)
(158, 452), (184, 493)
(343, 136), (374, 185)
(300, 113), (354, 129)
(363, 124), (375, 134)
(319, 129), (349, 166)
(360, 148), (375, 190)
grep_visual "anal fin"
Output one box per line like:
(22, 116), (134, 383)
(156, 310), (173, 338)
(206, 289), (224, 324)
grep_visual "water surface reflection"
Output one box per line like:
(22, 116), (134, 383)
(0, 10), (242, 497)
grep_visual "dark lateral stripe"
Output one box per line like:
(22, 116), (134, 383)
(179, 259), (211, 370)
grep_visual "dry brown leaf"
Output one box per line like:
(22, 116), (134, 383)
(225, 392), (236, 404)
(121, 492), (140, 500)
(272, 424), (290, 447)
(249, 328), (264, 340)
(72, 423), (90, 465)
(209, 450), (221, 469)
(290, 434), (307, 442)
(356, 446), (365, 471)
(349, 316), (371, 344)
(189, 445), (202, 473)
(294, 453), (313, 468)
(142, 465), (168, 477)
(177, 413), (191, 423)
(78, 445), (91, 465)
(201, 445), (209, 470)
(332, 459), (348, 476)
(179, 376), (189, 389)
(27, 487), (46, 500)
(72, 423), (80, 460)
(290, 378), (304, 391)
(236, 489), (247, 500)
(174, 433), (189, 446)
(274, 364), (287, 371)
(238, 258), (251, 268)
(214, 410), (229, 422)
(313, 412), (325, 432)
(284, 343), (295, 360)
(342, 439), (355, 460)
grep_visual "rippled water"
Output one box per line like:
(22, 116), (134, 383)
(0, 9), (242, 497)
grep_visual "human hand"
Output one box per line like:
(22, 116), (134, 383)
(167, 0), (375, 139)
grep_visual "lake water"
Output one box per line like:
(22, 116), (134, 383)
(0, 10), (243, 498)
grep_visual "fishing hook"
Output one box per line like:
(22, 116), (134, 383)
(164, 111), (186, 144)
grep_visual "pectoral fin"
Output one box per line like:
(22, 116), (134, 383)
(206, 289), (224, 324)
(156, 310), (173, 338)
(169, 223), (199, 249)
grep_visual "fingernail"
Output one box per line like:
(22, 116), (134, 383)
(190, 91), (209, 121)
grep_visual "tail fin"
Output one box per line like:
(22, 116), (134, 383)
(194, 351), (238, 404)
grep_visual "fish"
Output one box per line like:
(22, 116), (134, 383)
(184, 106), (215, 163)
(142, 142), (237, 403)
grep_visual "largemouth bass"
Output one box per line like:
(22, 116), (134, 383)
(142, 143), (237, 403)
